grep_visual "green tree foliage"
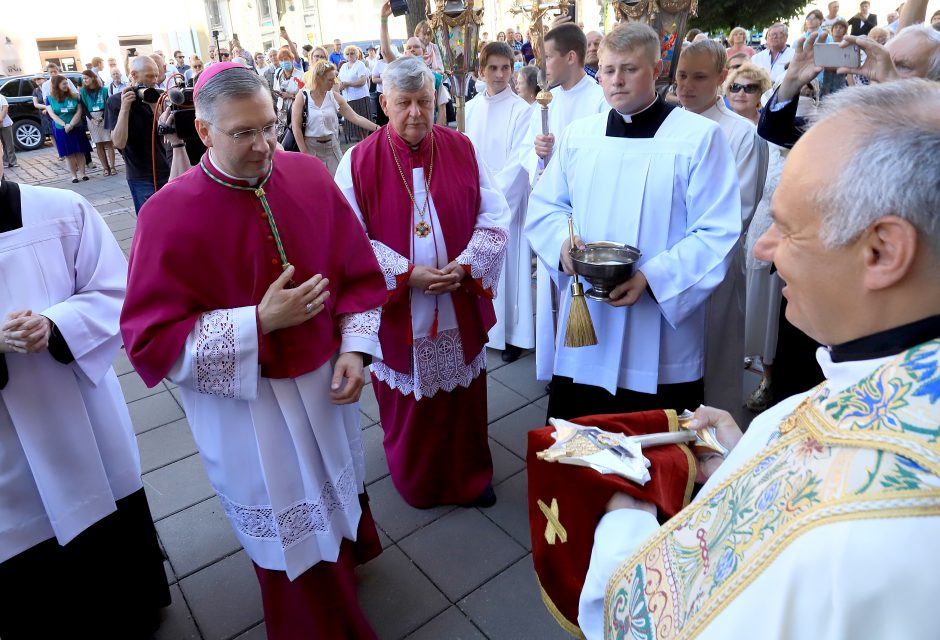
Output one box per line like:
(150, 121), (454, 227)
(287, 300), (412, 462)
(689, 0), (809, 34)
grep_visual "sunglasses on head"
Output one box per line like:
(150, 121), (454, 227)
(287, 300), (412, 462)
(729, 83), (760, 94)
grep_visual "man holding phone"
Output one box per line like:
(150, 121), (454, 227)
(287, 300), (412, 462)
(758, 26), (940, 149)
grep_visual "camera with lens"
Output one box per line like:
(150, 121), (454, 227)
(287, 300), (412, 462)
(124, 84), (164, 104)
(157, 82), (198, 141)
(390, 0), (408, 16)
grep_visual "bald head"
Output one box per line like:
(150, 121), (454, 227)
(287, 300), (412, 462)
(404, 37), (425, 58)
(129, 55), (161, 86)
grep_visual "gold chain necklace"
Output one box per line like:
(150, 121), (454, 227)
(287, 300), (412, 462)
(387, 127), (435, 238)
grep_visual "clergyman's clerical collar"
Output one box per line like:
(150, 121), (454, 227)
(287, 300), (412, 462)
(606, 95), (675, 139)
(829, 314), (940, 363)
(207, 149), (261, 186)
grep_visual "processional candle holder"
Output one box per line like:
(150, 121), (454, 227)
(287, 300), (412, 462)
(427, 0), (484, 132)
(509, 0), (570, 164)
(612, 0), (699, 88)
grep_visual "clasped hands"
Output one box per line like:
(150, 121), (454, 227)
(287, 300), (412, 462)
(0, 310), (52, 355)
(560, 235), (648, 307)
(606, 406), (743, 516)
(408, 261), (467, 295)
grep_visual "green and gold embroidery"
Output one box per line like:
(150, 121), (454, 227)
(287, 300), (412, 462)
(604, 339), (940, 640)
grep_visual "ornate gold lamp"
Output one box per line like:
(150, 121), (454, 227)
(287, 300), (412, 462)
(427, 0), (484, 132)
(613, 0), (699, 88)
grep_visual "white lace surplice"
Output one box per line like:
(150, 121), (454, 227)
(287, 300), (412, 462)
(335, 146), (510, 400)
(167, 305), (380, 580)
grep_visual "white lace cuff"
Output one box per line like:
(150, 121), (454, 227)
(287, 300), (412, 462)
(339, 308), (381, 357)
(167, 306), (259, 401)
(371, 240), (411, 291)
(456, 227), (509, 296)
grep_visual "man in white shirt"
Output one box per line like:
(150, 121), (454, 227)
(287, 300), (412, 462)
(525, 23), (741, 420)
(751, 23), (795, 82)
(676, 39), (769, 423)
(578, 77), (940, 640)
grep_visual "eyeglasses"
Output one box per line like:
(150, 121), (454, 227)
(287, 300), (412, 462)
(213, 123), (278, 144)
(220, 53), (231, 59)
(729, 83), (760, 94)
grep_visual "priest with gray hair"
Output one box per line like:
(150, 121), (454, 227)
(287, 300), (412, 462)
(335, 55), (512, 509)
(121, 62), (389, 639)
(579, 79), (940, 640)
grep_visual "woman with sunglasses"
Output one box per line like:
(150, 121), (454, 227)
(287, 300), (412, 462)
(723, 62), (772, 124)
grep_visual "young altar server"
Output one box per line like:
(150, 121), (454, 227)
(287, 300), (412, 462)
(525, 23), (742, 419)
(335, 56), (510, 509)
(520, 23), (610, 382)
(120, 64), (389, 639)
(0, 145), (169, 638)
(465, 41), (535, 363)
(676, 39), (769, 421)
(579, 78), (940, 640)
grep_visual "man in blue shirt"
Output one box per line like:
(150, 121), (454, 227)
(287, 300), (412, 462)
(330, 39), (345, 69)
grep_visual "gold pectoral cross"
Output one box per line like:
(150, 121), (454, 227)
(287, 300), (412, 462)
(415, 220), (431, 238)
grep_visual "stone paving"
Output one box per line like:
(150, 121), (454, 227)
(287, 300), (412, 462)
(12, 144), (760, 640)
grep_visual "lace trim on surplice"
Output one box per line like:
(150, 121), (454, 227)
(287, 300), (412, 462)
(370, 240), (410, 291)
(456, 227), (509, 295)
(218, 462), (356, 550)
(192, 309), (241, 398)
(340, 308), (381, 340)
(371, 327), (486, 400)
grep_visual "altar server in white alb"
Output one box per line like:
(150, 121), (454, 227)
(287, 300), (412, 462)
(525, 23), (741, 420)
(676, 39), (769, 421)
(521, 23), (610, 381)
(579, 79), (940, 640)
(465, 41), (535, 363)
(0, 144), (169, 639)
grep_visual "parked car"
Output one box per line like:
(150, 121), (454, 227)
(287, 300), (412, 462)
(0, 71), (86, 151)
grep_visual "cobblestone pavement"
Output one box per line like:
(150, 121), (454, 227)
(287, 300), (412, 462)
(10, 145), (575, 640)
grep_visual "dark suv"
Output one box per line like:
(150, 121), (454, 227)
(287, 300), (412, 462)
(0, 72), (86, 151)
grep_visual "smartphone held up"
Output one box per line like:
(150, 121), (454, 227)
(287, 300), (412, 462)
(813, 43), (861, 69)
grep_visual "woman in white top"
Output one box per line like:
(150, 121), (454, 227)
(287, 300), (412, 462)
(336, 46), (372, 142)
(292, 60), (378, 176)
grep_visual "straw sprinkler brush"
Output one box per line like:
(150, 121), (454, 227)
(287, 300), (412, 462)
(564, 217), (597, 348)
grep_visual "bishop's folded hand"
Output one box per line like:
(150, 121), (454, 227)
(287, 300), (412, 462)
(410, 265), (462, 295)
(258, 266), (330, 335)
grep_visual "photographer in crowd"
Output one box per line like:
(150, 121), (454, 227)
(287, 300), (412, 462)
(107, 56), (172, 213)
